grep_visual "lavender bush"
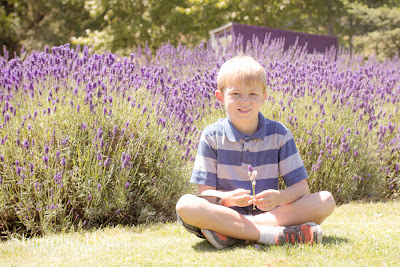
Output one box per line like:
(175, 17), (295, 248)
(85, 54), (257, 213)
(0, 37), (399, 238)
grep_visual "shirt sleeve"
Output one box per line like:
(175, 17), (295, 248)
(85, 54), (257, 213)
(190, 131), (218, 187)
(277, 128), (308, 187)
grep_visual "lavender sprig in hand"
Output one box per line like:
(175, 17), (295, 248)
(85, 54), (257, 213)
(248, 165), (257, 210)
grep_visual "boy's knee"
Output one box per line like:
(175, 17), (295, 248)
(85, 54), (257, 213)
(176, 194), (200, 215)
(319, 191), (336, 214)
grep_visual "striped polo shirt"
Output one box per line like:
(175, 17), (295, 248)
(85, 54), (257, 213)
(190, 112), (308, 215)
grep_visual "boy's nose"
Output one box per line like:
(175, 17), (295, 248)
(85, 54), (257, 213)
(240, 95), (250, 103)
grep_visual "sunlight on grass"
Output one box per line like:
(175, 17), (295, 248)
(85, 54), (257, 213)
(1, 201), (399, 266)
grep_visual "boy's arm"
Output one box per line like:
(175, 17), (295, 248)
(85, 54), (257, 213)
(254, 179), (310, 211)
(198, 185), (253, 208)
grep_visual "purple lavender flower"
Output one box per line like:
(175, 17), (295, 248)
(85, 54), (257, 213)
(43, 155), (49, 165)
(16, 166), (22, 176)
(248, 165), (253, 173)
(104, 157), (110, 167)
(44, 143), (49, 154)
(97, 184), (101, 191)
(61, 137), (69, 146)
(54, 172), (62, 184)
(125, 182), (130, 189)
(97, 127), (103, 139)
(4, 113), (10, 123)
(121, 152), (131, 169)
(96, 151), (102, 161)
(33, 181), (41, 191)
(23, 139), (29, 150)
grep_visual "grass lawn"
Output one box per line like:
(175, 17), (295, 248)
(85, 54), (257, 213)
(1, 201), (399, 266)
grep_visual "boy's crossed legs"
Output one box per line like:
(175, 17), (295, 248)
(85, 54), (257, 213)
(176, 191), (335, 248)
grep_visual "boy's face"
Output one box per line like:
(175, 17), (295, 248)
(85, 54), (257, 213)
(215, 80), (267, 135)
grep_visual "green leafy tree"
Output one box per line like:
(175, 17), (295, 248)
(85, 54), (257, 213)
(343, 0), (400, 58)
(1, 0), (99, 55)
(0, 1), (22, 56)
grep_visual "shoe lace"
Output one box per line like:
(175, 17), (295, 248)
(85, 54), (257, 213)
(283, 226), (304, 243)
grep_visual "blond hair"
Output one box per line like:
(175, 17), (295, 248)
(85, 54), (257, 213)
(217, 55), (267, 93)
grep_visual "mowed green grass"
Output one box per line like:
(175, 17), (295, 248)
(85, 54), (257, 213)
(1, 201), (399, 266)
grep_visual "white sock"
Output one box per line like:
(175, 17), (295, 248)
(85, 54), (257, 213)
(258, 227), (281, 245)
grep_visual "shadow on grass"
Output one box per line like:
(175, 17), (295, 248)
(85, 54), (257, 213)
(192, 235), (349, 252)
(322, 235), (349, 245)
(192, 239), (273, 252)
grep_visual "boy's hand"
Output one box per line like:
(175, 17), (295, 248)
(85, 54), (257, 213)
(222, 189), (253, 207)
(253, 190), (281, 211)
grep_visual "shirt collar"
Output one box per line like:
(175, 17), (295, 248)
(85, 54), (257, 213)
(223, 112), (266, 142)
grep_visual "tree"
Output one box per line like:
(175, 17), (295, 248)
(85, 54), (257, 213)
(1, 0), (98, 56)
(342, 0), (400, 58)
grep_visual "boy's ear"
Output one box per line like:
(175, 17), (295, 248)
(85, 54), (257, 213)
(262, 91), (268, 102)
(215, 90), (224, 104)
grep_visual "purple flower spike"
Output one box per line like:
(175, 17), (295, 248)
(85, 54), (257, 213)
(248, 165), (253, 173)
(97, 184), (101, 191)
(96, 151), (102, 161)
(125, 182), (130, 189)
(44, 143), (49, 154)
(43, 155), (49, 165)
(23, 139), (29, 150)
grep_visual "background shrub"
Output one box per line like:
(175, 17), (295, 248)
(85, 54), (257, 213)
(0, 39), (399, 238)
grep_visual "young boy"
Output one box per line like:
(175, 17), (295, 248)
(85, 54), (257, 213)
(176, 55), (335, 249)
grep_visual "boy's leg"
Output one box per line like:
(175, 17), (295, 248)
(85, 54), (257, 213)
(176, 191), (335, 242)
(253, 191), (336, 227)
(176, 194), (261, 241)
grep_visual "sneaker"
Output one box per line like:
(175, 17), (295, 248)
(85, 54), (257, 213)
(201, 229), (238, 249)
(276, 222), (322, 245)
